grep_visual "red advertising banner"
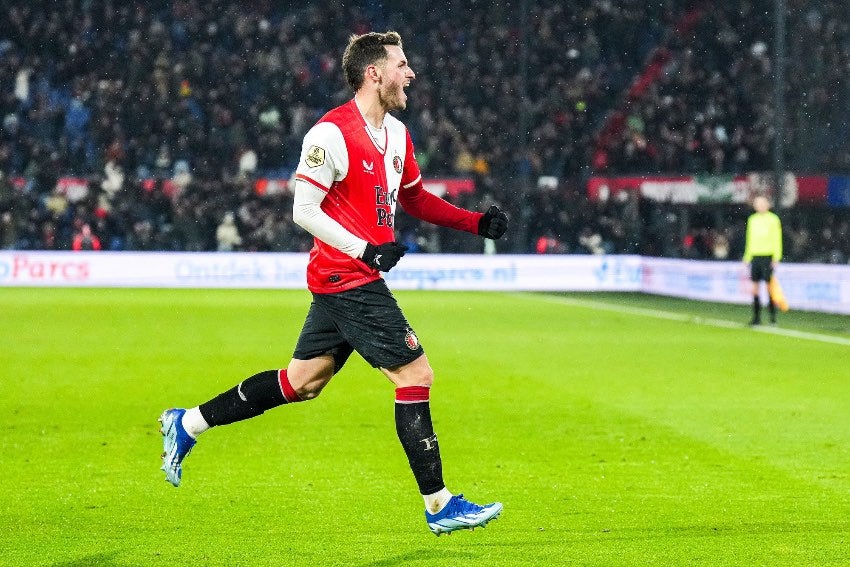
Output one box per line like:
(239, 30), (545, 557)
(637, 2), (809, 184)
(421, 178), (475, 197)
(796, 176), (829, 204)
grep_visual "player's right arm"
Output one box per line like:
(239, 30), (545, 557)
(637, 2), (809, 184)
(292, 123), (369, 259)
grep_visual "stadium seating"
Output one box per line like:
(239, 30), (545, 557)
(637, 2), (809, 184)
(0, 1), (847, 261)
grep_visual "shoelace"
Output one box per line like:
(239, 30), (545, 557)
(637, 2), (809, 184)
(448, 494), (483, 516)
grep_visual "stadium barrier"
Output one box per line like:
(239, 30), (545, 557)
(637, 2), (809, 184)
(639, 258), (850, 314)
(1, 251), (848, 314)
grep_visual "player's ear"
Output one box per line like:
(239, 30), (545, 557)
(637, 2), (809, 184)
(366, 64), (380, 83)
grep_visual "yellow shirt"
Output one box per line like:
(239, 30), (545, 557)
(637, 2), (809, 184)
(743, 211), (782, 262)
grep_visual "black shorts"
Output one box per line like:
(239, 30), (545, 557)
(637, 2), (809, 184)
(292, 279), (424, 371)
(750, 255), (774, 282)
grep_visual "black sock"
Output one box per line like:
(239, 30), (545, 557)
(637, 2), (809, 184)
(752, 296), (761, 321)
(199, 369), (293, 427)
(395, 386), (445, 495)
(768, 300), (776, 321)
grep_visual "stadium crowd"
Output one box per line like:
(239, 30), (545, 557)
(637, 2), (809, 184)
(0, 0), (848, 261)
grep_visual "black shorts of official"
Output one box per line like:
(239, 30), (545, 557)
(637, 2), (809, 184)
(292, 279), (425, 372)
(750, 255), (774, 282)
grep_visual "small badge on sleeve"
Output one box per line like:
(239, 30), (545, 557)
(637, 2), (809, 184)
(305, 145), (326, 167)
(404, 328), (420, 350)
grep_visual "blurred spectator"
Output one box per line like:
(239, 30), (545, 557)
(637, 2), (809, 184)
(216, 211), (242, 252)
(577, 226), (606, 255)
(535, 231), (567, 254)
(71, 223), (101, 251)
(711, 229), (731, 260)
(0, 211), (16, 249)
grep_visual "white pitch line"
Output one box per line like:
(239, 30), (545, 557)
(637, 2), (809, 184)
(517, 293), (850, 347)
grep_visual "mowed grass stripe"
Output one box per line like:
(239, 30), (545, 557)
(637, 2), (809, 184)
(521, 292), (850, 346)
(458, 292), (850, 487)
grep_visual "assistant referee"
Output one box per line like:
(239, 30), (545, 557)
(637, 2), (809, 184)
(742, 195), (783, 325)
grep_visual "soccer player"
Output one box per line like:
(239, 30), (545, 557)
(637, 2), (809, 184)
(159, 31), (508, 536)
(742, 195), (782, 325)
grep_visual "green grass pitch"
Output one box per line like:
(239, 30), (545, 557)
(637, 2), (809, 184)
(1, 287), (849, 566)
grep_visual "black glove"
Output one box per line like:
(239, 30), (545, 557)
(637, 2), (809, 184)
(362, 241), (408, 272)
(477, 205), (509, 239)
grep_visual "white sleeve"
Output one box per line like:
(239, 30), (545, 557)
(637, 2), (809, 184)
(293, 181), (368, 259)
(292, 122), (366, 258)
(294, 122), (349, 190)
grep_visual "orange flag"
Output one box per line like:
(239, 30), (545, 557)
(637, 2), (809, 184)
(768, 276), (789, 312)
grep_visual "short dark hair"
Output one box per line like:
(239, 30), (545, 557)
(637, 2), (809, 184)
(342, 31), (403, 92)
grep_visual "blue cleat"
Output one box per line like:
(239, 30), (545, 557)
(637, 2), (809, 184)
(425, 494), (503, 536)
(159, 408), (196, 487)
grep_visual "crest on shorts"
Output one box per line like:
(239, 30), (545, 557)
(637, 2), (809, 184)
(392, 155), (403, 174)
(404, 328), (419, 350)
(305, 145), (325, 167)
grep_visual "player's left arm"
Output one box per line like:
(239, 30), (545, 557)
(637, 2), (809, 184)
(772, 214), (783, 264)
(397, 132), (508, 239)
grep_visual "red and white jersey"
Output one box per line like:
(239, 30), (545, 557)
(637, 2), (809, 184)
(294, 99), (482, 294)
(294, 99), (419, 293)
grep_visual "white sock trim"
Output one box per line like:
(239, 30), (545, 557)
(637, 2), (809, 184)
(423, 487), (453, 514)
(181, 407), (210, 438)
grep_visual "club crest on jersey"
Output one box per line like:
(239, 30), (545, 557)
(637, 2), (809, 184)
(404, 328), (419, 350)
(392, 155), (403, 174)
(305, 145), (325, 167)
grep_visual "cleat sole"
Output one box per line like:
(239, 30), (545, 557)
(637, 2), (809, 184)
(428, 508), (502, 536)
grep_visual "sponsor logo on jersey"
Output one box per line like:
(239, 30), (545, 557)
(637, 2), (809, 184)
(404, 328), (419, 350)
(305, 145), (325, 167)
(392, 155), (403, 174)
